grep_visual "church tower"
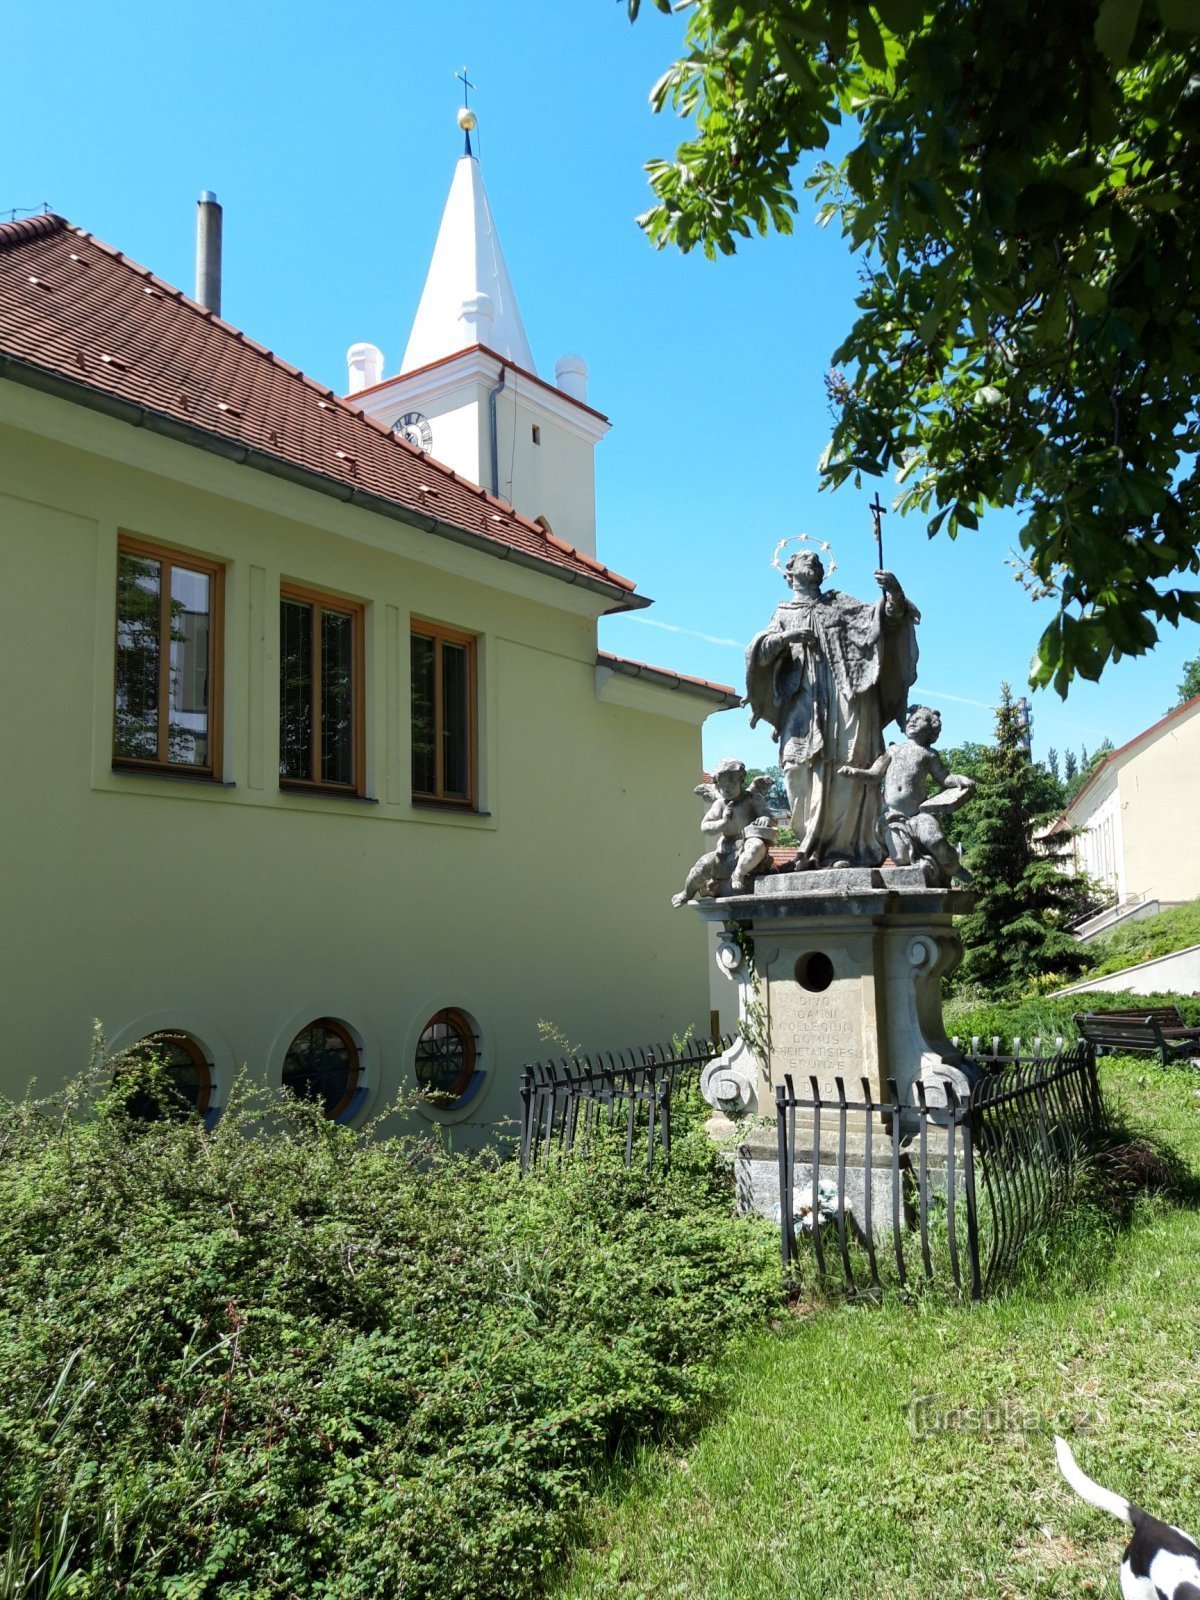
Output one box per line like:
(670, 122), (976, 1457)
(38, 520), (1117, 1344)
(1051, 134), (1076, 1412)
(344, 106), (610, 558)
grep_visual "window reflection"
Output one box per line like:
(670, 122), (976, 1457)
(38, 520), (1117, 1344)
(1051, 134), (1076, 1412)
(115, 553), (161, 760)
(282, 1019), (361, 1119)
(415, 1008), (479, 1103)
(114, 543), (219, 774)
(279, 593), (360, 791)
(411, 626), (475, 805)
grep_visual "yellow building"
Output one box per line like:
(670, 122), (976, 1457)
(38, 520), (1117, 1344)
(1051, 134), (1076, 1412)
(0, 143), (736, 1132)
(1067, 693), (1200, 921)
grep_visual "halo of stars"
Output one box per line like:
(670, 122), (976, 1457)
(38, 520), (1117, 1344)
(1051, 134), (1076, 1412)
(771, 533), (837, 578)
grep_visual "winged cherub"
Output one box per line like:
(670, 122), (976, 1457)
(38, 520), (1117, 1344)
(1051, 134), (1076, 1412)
(672, 759), (781, 907)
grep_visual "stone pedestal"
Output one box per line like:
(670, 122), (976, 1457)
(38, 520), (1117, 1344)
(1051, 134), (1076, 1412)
(695, 870), (979, 1128)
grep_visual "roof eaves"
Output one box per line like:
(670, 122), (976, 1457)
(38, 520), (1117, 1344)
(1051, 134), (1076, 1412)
(1067, 691), (1200, 816)
(349, 342), (611, 425)
(596, 651), (741, 707)
(0, 350), (649, 613)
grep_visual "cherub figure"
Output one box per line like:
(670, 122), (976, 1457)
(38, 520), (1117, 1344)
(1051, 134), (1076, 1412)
(838, 706), (975, 887)
(671, 758), (780, 907)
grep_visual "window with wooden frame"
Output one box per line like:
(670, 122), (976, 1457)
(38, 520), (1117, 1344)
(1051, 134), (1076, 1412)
(279, 585), (365, 794)
(126, 1031), (214, 1117)
(282, 1018), (362, 1120)
(114, 535), (224, 777)
(414, 1007), (482, 1106)
(411, 622), (477, 806)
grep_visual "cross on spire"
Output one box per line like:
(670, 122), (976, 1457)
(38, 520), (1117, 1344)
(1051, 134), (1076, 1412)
(454, 67), (478, 155)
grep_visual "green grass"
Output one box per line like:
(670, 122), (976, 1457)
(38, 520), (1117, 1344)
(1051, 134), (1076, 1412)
(1084, 896), (1200, 977)
(553, 1057), (1200, 1600)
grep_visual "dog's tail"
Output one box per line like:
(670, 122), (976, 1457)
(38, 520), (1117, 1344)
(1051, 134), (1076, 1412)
(1055, 1436), (1133, 1526)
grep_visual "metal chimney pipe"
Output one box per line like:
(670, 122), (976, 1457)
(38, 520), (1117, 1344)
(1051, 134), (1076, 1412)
(195, 190), (222, 315)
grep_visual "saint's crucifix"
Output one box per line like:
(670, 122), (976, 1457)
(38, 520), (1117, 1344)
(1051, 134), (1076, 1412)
(869, 493), (887, 569)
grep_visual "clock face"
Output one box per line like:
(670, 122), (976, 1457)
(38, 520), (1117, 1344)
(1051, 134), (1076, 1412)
(393, 410), (433, 453)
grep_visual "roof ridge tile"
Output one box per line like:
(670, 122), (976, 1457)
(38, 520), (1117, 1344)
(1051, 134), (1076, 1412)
(0, 214), (68, 253)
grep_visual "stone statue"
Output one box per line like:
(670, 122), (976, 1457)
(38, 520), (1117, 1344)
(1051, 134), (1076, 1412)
(839, 705), (975, 886)
(745, 552), (920, 869)
(671, 758), (779, 906)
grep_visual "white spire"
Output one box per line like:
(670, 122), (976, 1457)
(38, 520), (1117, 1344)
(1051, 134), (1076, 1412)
(400, 129), (535, 377)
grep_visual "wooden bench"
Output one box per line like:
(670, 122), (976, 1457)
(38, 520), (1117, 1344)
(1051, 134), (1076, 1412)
(1073, 1009), (1200, 1066)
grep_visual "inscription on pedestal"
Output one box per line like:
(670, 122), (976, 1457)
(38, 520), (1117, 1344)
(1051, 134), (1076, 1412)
(767, 985), (867, 1101)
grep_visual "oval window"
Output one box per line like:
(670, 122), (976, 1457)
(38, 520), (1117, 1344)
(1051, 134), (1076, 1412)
(415, 1009), (480, 1106)
(283, 1018), (361, 1120)
(124, 1032), (213, 1119)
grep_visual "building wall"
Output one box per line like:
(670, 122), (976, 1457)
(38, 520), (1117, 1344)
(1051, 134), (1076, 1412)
(1114, 704), (1200, 905)
(1071, 703), (1200, 908)
(0, 389), (715, 1133)
(491, 372), (599, 554)
(1071, 769), (1125, 901)
(354, 356), (604, 556)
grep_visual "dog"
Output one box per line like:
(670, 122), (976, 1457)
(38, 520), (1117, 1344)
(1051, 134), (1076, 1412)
(1055, 1435), (1200, 1600)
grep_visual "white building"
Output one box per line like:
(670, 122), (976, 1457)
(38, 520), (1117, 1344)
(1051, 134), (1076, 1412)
(1066, 692), (1200, 918)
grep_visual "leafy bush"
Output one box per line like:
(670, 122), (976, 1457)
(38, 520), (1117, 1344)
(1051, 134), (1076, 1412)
(0, 1061), (779, 1599)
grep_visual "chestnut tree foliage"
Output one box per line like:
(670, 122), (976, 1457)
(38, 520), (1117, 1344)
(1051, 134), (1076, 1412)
(629, 0), (1200, 694)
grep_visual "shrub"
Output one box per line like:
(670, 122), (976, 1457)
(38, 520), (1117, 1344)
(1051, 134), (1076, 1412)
(0, 1065), (780, 1599)
(944, 988), (1200, 1053)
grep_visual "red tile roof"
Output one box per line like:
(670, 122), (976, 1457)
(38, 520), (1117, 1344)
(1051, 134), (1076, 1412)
(0, 214), (640, 607)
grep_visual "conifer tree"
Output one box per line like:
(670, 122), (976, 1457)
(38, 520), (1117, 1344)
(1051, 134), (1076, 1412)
(957, 686), (1091, 994)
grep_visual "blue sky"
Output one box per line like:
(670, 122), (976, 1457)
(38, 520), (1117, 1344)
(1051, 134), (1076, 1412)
(6, 0), (1197, 773)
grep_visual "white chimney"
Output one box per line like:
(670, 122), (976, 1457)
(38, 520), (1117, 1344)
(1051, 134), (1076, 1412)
(458, 290), (494, 345)
(346, 342), (384, 395)
(555, 353), (588, 404)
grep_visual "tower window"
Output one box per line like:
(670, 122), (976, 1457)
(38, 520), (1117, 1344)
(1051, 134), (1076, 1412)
(531, 425), (541, 445)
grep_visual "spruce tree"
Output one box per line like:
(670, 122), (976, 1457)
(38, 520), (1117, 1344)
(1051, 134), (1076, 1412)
(956, 686), (1091, 994)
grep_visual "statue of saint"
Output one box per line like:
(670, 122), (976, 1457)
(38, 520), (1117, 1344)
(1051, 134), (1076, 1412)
(745, 551), (920, 868)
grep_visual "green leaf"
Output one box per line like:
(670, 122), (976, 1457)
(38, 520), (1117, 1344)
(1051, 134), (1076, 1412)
(1095, 0), (1143, 64)
(873, 0), (927, 29)
(1156, 0), (1200, 29)
(854, 6), (889, 69)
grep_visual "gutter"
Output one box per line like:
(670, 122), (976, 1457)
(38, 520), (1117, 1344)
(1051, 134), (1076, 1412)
(0, 354), (649, 615)
(596, 653), (742, 709)
(487, 363), (506, 499)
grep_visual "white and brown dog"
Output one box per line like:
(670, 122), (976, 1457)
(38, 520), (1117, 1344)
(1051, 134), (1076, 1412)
(1056, 1435), (1200, 1600)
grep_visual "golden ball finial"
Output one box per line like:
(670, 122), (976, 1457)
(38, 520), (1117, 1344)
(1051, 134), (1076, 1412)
(457, 107), (478, 133)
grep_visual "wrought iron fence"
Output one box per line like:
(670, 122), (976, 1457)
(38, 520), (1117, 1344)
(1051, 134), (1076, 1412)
(776, 1042), (1105, 1300)
(519, 1034), (730, 1177)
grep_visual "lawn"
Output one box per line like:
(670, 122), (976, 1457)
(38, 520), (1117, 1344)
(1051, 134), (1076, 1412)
(555, 1056), (1200, 1600)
